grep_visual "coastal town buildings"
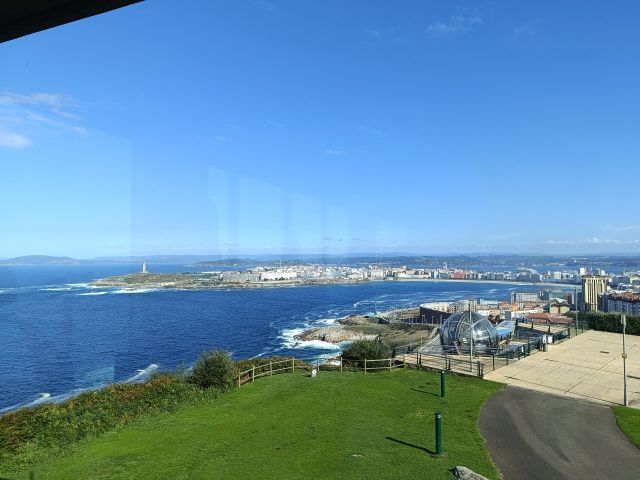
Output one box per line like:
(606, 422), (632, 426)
(602, 292), (640, 315)
(581, 275), (609, 311)
(511, 292), (539, 303)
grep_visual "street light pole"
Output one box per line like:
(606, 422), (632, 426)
(622, 314), (628, 407)
(575, 285), (579, 335)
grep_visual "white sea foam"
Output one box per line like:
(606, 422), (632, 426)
(0, 393), (55, 414)
(41, 287), (72, 291)
(125, 364), (159, 383)
(279, 327), (308, 346)
(317, 318), (338, 326)
(65, 283), (90, 288)
(294, 339), (342, 351)
(278, 326), (342, 352)
(111, 288), (159, 294)
(78, 291), (108, 296)
(1, 364), (161, 414)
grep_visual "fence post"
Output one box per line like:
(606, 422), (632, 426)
(252, 365), (255, 383)
(492, 355), (496, 371)
(269, 360), (273, 376)
(238, 372), (241, 388)
(292, 357), (295, 373)
(316, 355), (319, 374)
(364, 358), (367, 374)
(440, 370), (446, 398)
(477, 361), (482, 378)
(389, 357), (392, 372)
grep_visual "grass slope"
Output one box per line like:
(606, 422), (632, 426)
(614, 406), (640, 449)
(6, 369), (502, 480)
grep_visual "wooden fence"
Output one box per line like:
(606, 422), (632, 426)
(237, 356), (405, 387)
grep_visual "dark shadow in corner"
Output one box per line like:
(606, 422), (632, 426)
(409, 387), (439, 397)
(386, 436), (435, 455)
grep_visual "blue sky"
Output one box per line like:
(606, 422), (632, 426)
(1, 0), (639, 258)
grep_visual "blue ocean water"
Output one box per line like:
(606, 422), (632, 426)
(0, 264), (551, 411)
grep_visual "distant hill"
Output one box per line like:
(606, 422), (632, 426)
(0, 255), (81, 265)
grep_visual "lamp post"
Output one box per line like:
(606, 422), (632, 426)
(575, 285), (579, 335)
(622, 314), (628, 407)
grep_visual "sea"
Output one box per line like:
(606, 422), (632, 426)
(0, 263), (566, 412)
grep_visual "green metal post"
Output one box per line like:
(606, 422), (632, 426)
(440, 370), (446, 398)
(435, 411), (443, 455)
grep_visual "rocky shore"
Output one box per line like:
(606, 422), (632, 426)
(294, 313), (437, 348)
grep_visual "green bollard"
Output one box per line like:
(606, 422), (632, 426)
(435, 411), (443, 455)
(440, 370), (446, 398)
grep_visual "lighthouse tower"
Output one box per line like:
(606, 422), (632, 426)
(142, 262), (148, 273)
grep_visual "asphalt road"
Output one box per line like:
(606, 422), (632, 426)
(479, 386), (640, 480)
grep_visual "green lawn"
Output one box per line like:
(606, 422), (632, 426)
(614, 406), (640, 449)
(5, 369), (502, 480)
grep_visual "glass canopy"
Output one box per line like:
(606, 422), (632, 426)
(439, 311), (499, 354)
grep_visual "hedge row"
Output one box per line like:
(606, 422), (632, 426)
(565, 311), (640, 336)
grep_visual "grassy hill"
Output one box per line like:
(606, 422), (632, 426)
(4, 369), (502, 480)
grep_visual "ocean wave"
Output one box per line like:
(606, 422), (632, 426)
(278, 326), (342, 352)
(0, 393), (53, 413)
(78, 291), (108, 296)
(1, 364), (160, 414)
(290, 339), (342, 351)
(41, 287), (73, 291)
(125, 364), (158, 383)
(65, 283), (90, 288)
(316, 318), (338, 326)
(111, 288), (159, 294)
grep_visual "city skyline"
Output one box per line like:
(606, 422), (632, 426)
(2, 0), (640, 258)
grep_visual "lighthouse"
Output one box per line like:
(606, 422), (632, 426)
(142, 262), (148, 273)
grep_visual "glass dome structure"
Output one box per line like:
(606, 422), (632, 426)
(439, 311), (499, 354)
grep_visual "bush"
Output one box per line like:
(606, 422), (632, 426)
(565, 311), (640, 335)
(0, 373), (202, 470)
(342, 340), (391, 361)
(189, 349), (237, 390)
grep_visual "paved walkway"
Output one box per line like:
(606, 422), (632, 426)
(480, 386), (640, 480)
(484, 330), (640, 406)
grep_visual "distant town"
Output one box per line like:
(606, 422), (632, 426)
(91, 261), (640, 316)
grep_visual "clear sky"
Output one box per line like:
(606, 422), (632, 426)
(1, 0), (639, 258)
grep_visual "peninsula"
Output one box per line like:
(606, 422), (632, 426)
(92, 261), (589, 290)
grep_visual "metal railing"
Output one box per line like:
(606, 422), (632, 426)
(401, 351), (484, 378)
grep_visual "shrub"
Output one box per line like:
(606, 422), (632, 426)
(0, 373), (202, 471)
(565, 311), (640, 335)
(189, 349), (236, 390)
(342, 339), (391, 361)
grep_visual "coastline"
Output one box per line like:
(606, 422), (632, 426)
(392, 278), (578, 289)
(92, 273), (577, 291)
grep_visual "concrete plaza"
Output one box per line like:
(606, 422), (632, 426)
(484, 330), (640, 407)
